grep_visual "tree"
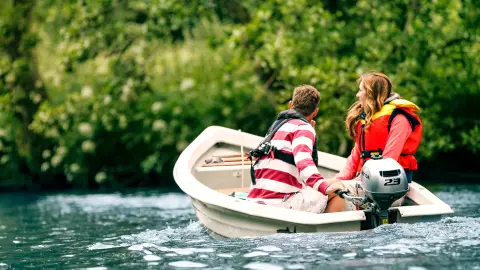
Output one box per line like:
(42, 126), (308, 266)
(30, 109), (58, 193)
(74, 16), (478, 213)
(0, 0), (48, 185)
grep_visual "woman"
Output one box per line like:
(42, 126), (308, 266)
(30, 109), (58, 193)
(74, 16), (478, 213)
(335, 72), (422, 183)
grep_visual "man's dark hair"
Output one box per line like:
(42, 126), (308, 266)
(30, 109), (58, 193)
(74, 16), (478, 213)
(291, 85), (320, 116)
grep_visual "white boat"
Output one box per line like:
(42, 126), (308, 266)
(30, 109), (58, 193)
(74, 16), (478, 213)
(173, 126), (454, 238)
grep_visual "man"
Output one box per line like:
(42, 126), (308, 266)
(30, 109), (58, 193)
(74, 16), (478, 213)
(247, 85), (345, 213)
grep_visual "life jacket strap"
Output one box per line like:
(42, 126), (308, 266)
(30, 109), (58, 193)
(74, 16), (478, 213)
(249, 143), (296, 186)
(388, 108), (420, 133)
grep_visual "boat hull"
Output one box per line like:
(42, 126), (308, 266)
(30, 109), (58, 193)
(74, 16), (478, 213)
(192, 198), (362, 238)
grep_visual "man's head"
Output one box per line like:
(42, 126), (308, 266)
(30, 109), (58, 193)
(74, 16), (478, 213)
(288, 84), (320, 119)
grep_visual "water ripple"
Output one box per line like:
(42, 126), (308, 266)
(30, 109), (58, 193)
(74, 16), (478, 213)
(0, 186), (479, 269)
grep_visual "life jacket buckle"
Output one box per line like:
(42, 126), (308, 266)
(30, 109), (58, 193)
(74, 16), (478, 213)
(370, 151), (383, 160)
(258, 142), (273, 155)
(361, 148), (383, 160)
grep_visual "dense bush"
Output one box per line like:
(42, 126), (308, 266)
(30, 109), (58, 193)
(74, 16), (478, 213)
(29, 29), (276, 188)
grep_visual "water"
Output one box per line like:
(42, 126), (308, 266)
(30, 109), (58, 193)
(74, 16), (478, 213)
(0, 185), (479, 269)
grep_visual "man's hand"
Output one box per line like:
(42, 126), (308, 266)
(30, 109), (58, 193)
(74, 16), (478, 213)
(325, 180), (345, 196)
(310, 119), (315, 127)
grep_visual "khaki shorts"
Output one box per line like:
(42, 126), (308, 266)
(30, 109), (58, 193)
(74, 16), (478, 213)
(279, 186), (328, 213)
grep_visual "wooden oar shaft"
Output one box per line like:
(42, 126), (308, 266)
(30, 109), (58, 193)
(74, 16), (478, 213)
(202, 161), (252, 167)
(221, 157), (250, 162)
(213, 153), (247, 158)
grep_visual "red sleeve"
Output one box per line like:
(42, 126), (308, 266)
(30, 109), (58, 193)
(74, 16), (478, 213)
(291, 124), (329, 195)
(383, 114), (412, 160)
(335, 143), (361, 180)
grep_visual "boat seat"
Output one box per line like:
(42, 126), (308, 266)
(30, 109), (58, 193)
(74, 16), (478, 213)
(202, 154), (251, 167)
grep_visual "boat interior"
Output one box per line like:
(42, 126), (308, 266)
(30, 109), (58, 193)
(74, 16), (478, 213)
(191, 142), (420, 210)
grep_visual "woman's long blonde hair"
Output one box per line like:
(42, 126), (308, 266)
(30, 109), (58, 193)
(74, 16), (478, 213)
(345, 72), (393, 139)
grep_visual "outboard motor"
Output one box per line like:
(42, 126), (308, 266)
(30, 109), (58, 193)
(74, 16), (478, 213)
(336, 158), (409, 228)
(361, 158), (409, 226)
(361, 158), (409, 210)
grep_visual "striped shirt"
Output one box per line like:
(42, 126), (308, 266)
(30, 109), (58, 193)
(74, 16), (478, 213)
(247, 119), (329, 204)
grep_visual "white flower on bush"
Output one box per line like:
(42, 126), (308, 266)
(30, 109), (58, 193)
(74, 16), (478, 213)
(78, 122), (93, 137)
(135, 55), (145, 65)
(59, 113), (67, 121)
(57, 146), (67, 156)
(289, 69), (298, 77)
(95, 171), (107, 184)
(81, 140), (96, 153)
(232, 29), (242, 38)
(35, 80), (43, 89)
(0, 155), (8, 164)
(119, 115), (128, 129)
(151, 102), (163, 113)
(180, 78), (195, 90)
(121, 86), (131, 102)
(5, 73), (15, 84)
(42, 150), (51, 159)
(95, 56), (110, 75)
(81, 85), (93, 98)
(51, 155), (62, 167)
(152, 120), (166, 132)
(176, 141), (188, 152)
(121, 78), (135, 102)
(31, 93), (42, 104)
(39, 111), (49, 123)
(46, 128), (60, 138)
(179, 48), (191, 63)
(41, 162), (49, 172)
(70, 163), (80, 173)
(66, 103), (75, 114)
(103, 95), (112, 105)
(173, 107), (181, 115)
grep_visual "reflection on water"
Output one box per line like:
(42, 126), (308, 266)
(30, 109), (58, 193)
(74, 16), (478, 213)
(0, 185), (479, 269)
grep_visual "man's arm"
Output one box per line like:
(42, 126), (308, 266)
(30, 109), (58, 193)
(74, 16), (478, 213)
(291, 124), (331, 195)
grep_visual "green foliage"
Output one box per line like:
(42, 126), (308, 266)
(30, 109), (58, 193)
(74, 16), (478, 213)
(229, 0), (480, 159)
(30, 34), (275, 188)
(0, 0), (478, 188)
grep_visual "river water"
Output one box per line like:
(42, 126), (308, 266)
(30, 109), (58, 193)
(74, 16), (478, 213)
(0, 184), (479, 269)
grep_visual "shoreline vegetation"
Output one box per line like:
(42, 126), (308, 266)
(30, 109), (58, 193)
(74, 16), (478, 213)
(0, 0), (478, 189)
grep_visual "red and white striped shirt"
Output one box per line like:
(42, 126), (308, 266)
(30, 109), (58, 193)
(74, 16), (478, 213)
(247, 119), (329, 205)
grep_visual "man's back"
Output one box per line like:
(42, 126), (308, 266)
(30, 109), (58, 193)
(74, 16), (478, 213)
(247, 119), (326, 204)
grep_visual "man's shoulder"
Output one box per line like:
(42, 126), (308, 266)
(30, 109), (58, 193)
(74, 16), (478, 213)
(288, 119), (314, 131)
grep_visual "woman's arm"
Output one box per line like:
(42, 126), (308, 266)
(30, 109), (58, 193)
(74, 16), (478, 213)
(383, 114), (412, 160)
(335, 143), (361, 180)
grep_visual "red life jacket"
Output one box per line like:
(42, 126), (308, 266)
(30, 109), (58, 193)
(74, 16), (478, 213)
(355, 99), (422, 173)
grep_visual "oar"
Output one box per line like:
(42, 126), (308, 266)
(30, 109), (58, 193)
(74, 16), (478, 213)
(212, 153), (247, 158)
(202, 161), (252, 167)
